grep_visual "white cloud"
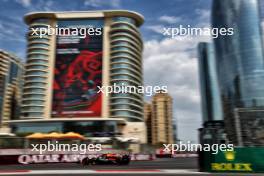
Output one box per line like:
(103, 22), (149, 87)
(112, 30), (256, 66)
(144, 25), (164, 34)
(143, 35), (211, 143)
(84, 0), (121, 8)
(159, 15), (182, 24)
(14, 0), (58, 11)
(195, 9), (211, 27)
(195, 9), (210, 20)
(0, 20), (25, 43)
(42, 0), (54, 11)
(146, 9), (211, 35)
(16, 0), (31, 7)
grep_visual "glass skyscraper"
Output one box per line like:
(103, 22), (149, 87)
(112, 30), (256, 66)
(198, 42), (223, 123)
(259, 0), (264, 45)
(212, 0), (264, 145)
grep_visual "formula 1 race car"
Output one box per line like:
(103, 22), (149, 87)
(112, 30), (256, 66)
(81, 153), (131, 166)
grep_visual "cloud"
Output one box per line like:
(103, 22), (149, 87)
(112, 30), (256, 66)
(143, 35), (211, 143)
(31, 0), (57, 11)
(195, 9), (211, 27)
(159, 15), (182, 24)
(42, 0), (54, 11)
(84, 0), (121, 8)
(14, 0), (58, 11)
(0, 19), (26, 43)
(146, 9), (211, 36)
(144, 25), (164, 34)
(195, 9), (210, 20)
(16, 0), (31, 7)
(145, 15), (182, 34)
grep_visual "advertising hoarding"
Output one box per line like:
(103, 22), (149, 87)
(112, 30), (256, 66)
(52, 19), (103, 117)
(201, 147), (264, 173)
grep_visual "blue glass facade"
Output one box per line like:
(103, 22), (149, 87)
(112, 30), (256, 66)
(259, 0), (264, 48)
(212, 0), (264, 144)
(8, 62), (19, 84)
(212, 0), (264, 108)
(198, 42), (223, 123)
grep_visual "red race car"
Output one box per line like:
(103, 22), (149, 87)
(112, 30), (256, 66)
(81, 153), (131, 166)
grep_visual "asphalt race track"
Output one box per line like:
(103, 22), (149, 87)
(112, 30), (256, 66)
(0, 158), (262, 176)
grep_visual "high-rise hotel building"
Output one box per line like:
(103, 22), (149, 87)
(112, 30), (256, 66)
(0, 50), (23, 132)
(9, 11), (146, 143)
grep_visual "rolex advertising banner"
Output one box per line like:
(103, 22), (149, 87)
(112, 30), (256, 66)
(202, 147), (264, 173)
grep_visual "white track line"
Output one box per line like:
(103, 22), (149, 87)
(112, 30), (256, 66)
(0, 169), (207, 175)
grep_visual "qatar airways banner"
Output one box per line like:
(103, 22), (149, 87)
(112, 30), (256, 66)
(52, 19), (103, 117)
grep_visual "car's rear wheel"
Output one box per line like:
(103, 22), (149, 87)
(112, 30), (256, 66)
(81, 158), (88, 166)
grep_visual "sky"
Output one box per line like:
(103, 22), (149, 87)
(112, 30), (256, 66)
(0, 0), (213, 143)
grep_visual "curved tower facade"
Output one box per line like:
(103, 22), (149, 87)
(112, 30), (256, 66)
(11, 11), (146, 144)
(21, 11), (144, 122)
(109, 17), (143, 122)
(21, 18), (52, 118)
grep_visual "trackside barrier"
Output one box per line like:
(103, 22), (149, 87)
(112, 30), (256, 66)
(199, 147), (264, 173)
(0, 150), (156, 165)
